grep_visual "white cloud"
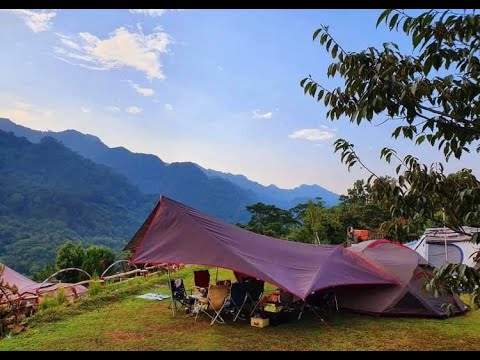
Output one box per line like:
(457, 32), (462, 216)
(129, 9), (183, 17)
(106, 105), (121, 113)
(0, 100), (54, 123)
(319, 124), (336, 130)
(125, 106), (142, 114)
(252, 109), (273, 120)
(127, 80), (154, 96)
(54, 26), (173, 80)
(81, 107), (91, 113)
(1, 9), (57, 33)
(164, 103), (173, 111)
(288, 128), (336, 142)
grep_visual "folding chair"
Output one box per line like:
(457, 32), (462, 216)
(195, 284), (230, 325)
(193, 269), (211, 295)
(224, 282), (248, 321)
(168, 279), (192, 312)
(297, 290), (337, 329)
(243, 278), (265, 316)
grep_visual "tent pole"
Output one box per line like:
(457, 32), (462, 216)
(215, 266), (219, 283)
(167, 265), (176, 317)
(443, 208), (449, 264)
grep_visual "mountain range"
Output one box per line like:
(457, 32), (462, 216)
(0, 118), (339, 212)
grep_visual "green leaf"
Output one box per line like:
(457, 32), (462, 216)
(313, 28), (322, 41)
(317, 89), (325, 101)
(376, 9), (393, 28)
(300, 78), (308, 87)
(332, 44), (339, 58)
(472, 232), (479, 245)
(392, 127), (402, 138)
(326, 38), (332, 51)
(304, 82), (312, 95)
(413, 33), (423, 49)
(424, 56), (433, 75)
(416, 135), (425, 145)
(320, 33), (328, 45)
(389, 13), (399, 30)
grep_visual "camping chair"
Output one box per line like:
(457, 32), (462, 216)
(168, 279), (192, 313)
(195, 284), (230, 325)
(193, 269), (211, 296)
(243, 278), (265, 316)
(224, 282), (248, 321)
(297, 290), (337, 329)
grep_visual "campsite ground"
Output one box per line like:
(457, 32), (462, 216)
(1, 267), (479, 351)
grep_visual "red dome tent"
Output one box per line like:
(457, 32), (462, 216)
(336, 240), (467, 317)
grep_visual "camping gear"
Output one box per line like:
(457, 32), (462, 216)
(168, 279), (193, 312)
(268, 311), (290, 326)
(224, 282), (248, 321)
(264, 303), (283, 313)
(137, 293), (170, 301)
(250, 316), (269, 328)
(407, 227), (480, 268)
(195, 284), (230, 325)
(193, 269), (211, 294)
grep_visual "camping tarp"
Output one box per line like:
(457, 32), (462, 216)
(127, 196), (398, 300)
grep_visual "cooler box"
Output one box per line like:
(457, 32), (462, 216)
(251, 317), (269, 328)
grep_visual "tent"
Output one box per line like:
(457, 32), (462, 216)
(0, 264), (88, 300)
(126, 196), (398, 300)
(407, 227), (480, 269)
(335, 240), (468, 317)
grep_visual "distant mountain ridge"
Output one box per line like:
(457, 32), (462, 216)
(0, 118), (256, 223)
(0, 118), (340, 215)
(199, 167), (339, 208)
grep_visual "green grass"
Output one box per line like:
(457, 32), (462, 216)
(1, 267), (479, 351)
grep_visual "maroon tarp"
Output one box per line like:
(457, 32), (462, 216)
(127, 196), (398, 300)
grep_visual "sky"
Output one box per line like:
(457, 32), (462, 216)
(0, 9), (478, 195)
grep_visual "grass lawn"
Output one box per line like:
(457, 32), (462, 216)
(1, 267), (479, 351)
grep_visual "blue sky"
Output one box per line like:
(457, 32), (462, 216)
(0, 9), (477, 195)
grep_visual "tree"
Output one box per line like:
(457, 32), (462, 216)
(55, 241), (85, 283)
(301, 9), (480, 308)
(81, 245), (115, 277)
(240, 203), (299, 238)
(302, 9), (480, 160)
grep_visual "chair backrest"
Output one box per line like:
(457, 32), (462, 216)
(230, 283), (247, 305)
(216, 279), (232, 286)
(244, 278), (264, 301)
(194, 269), (211, 289)
(208, 284), (230, 310)
(170, 279), (186, 300)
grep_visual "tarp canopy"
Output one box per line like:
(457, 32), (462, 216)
(127, 196), (398, 300)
